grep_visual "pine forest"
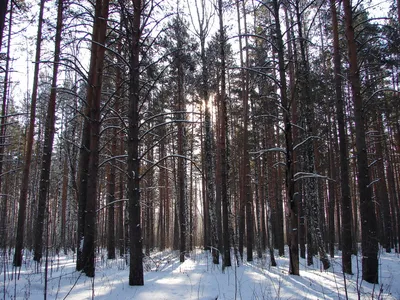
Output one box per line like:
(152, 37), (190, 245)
(0, 0), (399, 298)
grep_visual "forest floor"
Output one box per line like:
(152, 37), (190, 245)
(1, 247), (399, 299)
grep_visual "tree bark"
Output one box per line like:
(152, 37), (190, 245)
(127, 0), (144, 286)
(385, 139), (399, 252)
(271, 0), (298, 275)
(158, 125), (167, 251)
(327, 127), (336, 258)
(218, 0), (231, 268)
(375, 113), (392, 252)
(263, 148), (276, 266)
(60, 156), (68, 254)
(294, 0), (330, 270)
(118, 167), (125, 256)
(343, 0), (379, 283)
(33, 0), (64, 263)
(330, 0), (352, 272)
(76, 111), (90, 270)
(79, 0), (110, 277)
(197, 0), (214, 254)
(13, 0), (45, 267)
(106, 159), (116, 259)
(215, 94), (222, 264)
(106, 54), (122, 259)
(253, 128), (262, 259)
(0, 0), (12, 250)
(116, 40), (125, 257)
(236, 0), (249, 263)
(176, 19), (187, 262)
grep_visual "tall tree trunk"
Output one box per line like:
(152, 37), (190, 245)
(106, 57), (121, 259)
(176, 25), (187, 263)
(343, 0), (378, 283)
(127, 0), (144, 286)
(242, 0), (253, 264)
(254, 145), (262, 259)
(173, 177), (180, 251)
(143, 140), (154, 256)
(76, 110), (90, 270)
(327, 129), (336, 258)
(270, 33), (285, 259)
(189, 145), (193, 251)
(206, 101), (218, 262)
(0, 1), (12, 250)
(271, 0), (298, 275)
(236, 0), (248, 263)
(284, 5), (305, 260)
(263, 145), (276, 266)
(385, 126), (399, 252)
(259, 150), (267, 253)
(215, 95), (222, 263)
(218, 0), (231, 268)
(0, 0), (8, 51)
(199, 4), (216, 258)
(252, 114), (263, 258)
(149, 150), (155, 252)
(33, 0), (64, 263)
(116, 40), (125, 257)
(60, 156), (68, 254)
(159, 128), (167, 251)
(294, 0), (330, 270)
(375, 113), (392, 252)
(13, 0), (45, 267)
(106, 157), (116, 259)
(79, 0), (110, 277)
(118, 167), (125, 256)
(190, 0), (213, 252)
(347, 105), (359, 254)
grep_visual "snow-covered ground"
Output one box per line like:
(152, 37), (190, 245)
(1, 247), (399, 299)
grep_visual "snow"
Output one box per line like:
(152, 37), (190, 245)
(1, 247), (399, 299)
(79, 238), (84, 253)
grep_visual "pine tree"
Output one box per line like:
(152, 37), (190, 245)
(33, 0), (64, 263)
(77, 0), (110, 277)
(13, 0), (45, 267)
(342, 0), (378, 283)
(126, 0), (144, 285)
